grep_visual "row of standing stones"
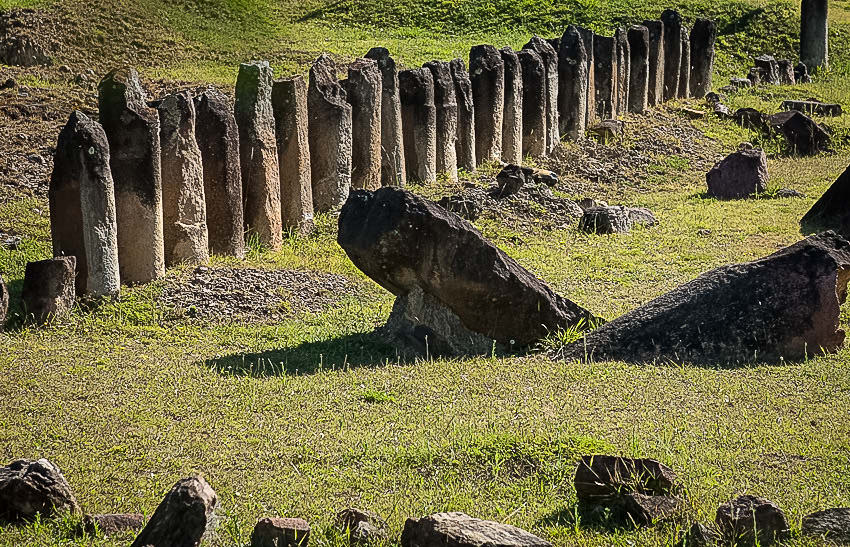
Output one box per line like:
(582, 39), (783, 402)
(1, 457), (848, 546)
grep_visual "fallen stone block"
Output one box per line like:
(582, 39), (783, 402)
(715, 495), (789, 546)
(729, 77), (752, 89)
(706, 148), (768, 199)
(22, 256), (76, 324)
(495, 164), (560, 197)
(766, 110), (831, 155)
(83, 513), (145, 536)
(574, 455), (678, 503)
(130, 476), (217, 547)
(588, 120), (622, 143)
(801, 163), (850, 237)
(250, 517), (310, 547)
(802, 508), (850, 543)
(780, 99), (842, 117)
(401, 512), (551, 547)
(623, 493), (683, 525)
(0, 458), (80, 520)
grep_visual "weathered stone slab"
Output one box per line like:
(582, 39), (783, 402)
(781, 99), (842, 117)
(801, 163), (850, 237)
(754, 54), (780, 85)
(398, 68), (437, 183)
(574, 456), (678, 503)
(365, 47), (405, 185)
(450, 59), (476, 172)
(193, 88), (244, 257)
(308, 54), (353, 212)
(623, 494), (683, 525)
(235, 61), (282, 249)
(98, 67), (164, 283)
(470, 45), (504, 163)
(689, 18), (716, 98)
(767, 110), (831, 155)
(575, 26), (596, 126)
(802, 508), (850, 543)
(558, 26), (588, 139)
(22, 256), (75, 324)
(777, 59), (796, 85)
(272, 76), (315, 235)
(716, 495), (790, 546)
(401, 512), (551, 547)
(425, 60), (459, 181)
(338, 187), (595, 348)
(346, 58), (382, 191)
(563, 232), (850, 364)
(523, 36), (559, 152)
(250, 517), (310, 547)
(593, 34), (617, 120)
(615, 27), (630, 116)
(50, 110), (119, 296)
(801, 0), (829, 71)
(677, 26), (690, 98)
(519, 49), (546, 157)
(706, 148), (768, 199)
(643, 20), (665, 106)
(0, 458), (79, 521)
(661, 9), (682, 101)
(130, 476), (217, 547)
(498, 48), (522, 165)
(156, 91), (209, 267)
(627, 25), (649, 114)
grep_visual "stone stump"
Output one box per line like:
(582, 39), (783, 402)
(576, 26), (596, 126)
(308, 54), (353, 212)
(706, 148), (768, 198)
(689, 18), (716, 97)
(643, 20), (665, 106)
(156, 91), (209, 267)
(130, 476), (217, 547)
(235, 61), (283, 249)
(523, 36), (559, 152)
(450, 59), (476, 172)
(365, 47), (405, 185)
(678, 26), (690, 98)
(22, 256), (76, 324)
(593, 34), (617, 120)
(398, 68), (437, 183)
(716, 496), (790, 546)
(469, 45), (504, 164)
(424, 60), (459, 182)
(251, 517), (310, 547)
(754, 54), (780, 85)
(777, 59), (796, 84)
(498, 48), (522, 165)
(98, 67), (164, 284)
(661, 9), (682, 102)
(627, 25), (649, 114)
(558, 25), (588, 140)
(801, 0), (828, 71)
(346, 58), (382, 191)
(615, 27), (630, 116)
(271, 76), (315, 235)
(193, 88), (245, 257)
(401, 513), (550, 547)
(49, 110), (119, 297)
(518, 49), (546, 157)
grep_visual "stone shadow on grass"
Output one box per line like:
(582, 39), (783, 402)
(537, 502), (647, 534)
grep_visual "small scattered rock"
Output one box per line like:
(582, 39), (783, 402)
(675, 522), (720, 547)
(250, 517), (311, 547)
(574, 455), (678, 503)
(578, 206), (630, 234)
(21, 256), (76, 324)
(496, 164), (526, 197)
(336, 508), (388, 545)
(83, 513), (145, 537)
(729, 77), (752, 89)
(704, 92), (724, 104)
(576, 198), (608, 211)
(775, 187), (804, 198)
(706, 148), (768, 199)
(622, 493), (683, 525)
(0, 458), (80, 520)
(802, 507), (850, 543)
(589, 120), (622, 143)
(732, 108), (766, 132)
(0, 78), (16, 90)
(436, 192), (483, 221)
(401, 512), (551, 547)
(680, 107), (705, 119)
(715, 495), (790, 546)
(712, 103), (730, 118)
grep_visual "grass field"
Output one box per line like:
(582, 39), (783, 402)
(1, 0), (850, 545)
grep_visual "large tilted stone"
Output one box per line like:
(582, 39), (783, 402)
(802, 508), (850, 543)
(156, 91), (209, 267)
(193, 89), (244, 257)
(470, 45), (505, 163)
(614, 27), (630, 116)
(627, 26), (649, 114)
(706, 148), (768, 199)
(401, 512), (551, 547)
(425, 60), (459, 181)
(800, 0), (829, 71)
(0, 458), (80, 520)
(130, 476), (217, 547)
(689, 19), (716, 98)
(523, 36), (559, 152)
(801, 163), (850, 238)
(398, 68), (437, 183)
(677, 26), (690, 98)
(498, 48), (523, 165)
(235, 61), (282, 249)
(575, 26), (596, 126)
(563, 232), (850, 364)
(450, 59), (476, 172)
(22, 257), (75, 324)
(49, 111), (119, 297)
(558, 26), (588, 139)
(272, 76), (315, 235)
(519, 49), (547, 157)
(98, 67), (164, 283)
(574, 456), (678, 502)
(715, 495), (790, 546)
(337, 187), (595, 349)
(346, 58), (382, 191)
(766, 110), (831, 155)
(643, 20), (665, 106)
(661, 9), (682, 102)
(308, 54), (353, 212)
(365, 47), (405, 185)
(593, 34), (617, 120)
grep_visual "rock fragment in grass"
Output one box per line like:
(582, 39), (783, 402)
(83, 513), (145, 536)
(705, 148), (768, 199)
(622, 493), (683, 525)
(675, 522), (720, 547)
(715, 495), (790, 546)
(780, 99), (842, 117)
(574, 455), (678, 503)
(336, 508), (388, 545)
(130, 476), (217, 547)
(802, 507), (850, 543)
(801, 163), (850, 237)
(250, 517), (310, 547)
(21, 256), (76, 324)
(0, 458), (80, 520)
(401, 512), (551, 547)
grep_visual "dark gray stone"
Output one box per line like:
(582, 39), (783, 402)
(346, 58), (382, 191)
(802, 508), (850, 543)
(627, 25), (649, 114)
(250, 517), (310, 547)
(593, 34), (617, 120)
(754, 54), (780, 85)
(558, 26), (588, 139)
(470, 45), (504, 163)
(523, 36), (559, 152)
(623, 494), (683, 525)
(130, 476), (217, 547)
(518, 49), (546, 157)
(425, 60), (459, 181)
(335, 508), (388, 545)
(676, 522), (720, 547)
(615, 27), (630, 116)
(398, 68), (437, 183)
(575, 26), (596, 126)
(365, 47), (406, 185)
(801, 163), (850, 238)
(766, 110), (831, 155)
(401, 512), (551, 547)
(800, 0), (829, 71)
(677, 26), (690, 98)
(661, 9), (682, 101)
(574, 455), (678, 502)
(777, 59), (796, 85)
(706, 148), (768, 199)
(748, 66), (765, 86)
(643, 20), (665, 106)
(689, 19), (716, 98)
(780, 99), (842, 117)
(22, 256), (76, 324)
(795, 62), (812, 83)
(0, 459), (80, 521)
(499, 48), (523, 165)
(450, 59), (476, 172)
(715, 495), (789, 546)
(83, 513), (145, 537)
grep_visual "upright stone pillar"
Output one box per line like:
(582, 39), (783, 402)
(272, 76), (314, 235)
(308, 54), (353, 212)
(593, 35), (617, 120)
(450, 59), (477, 172)
(365, 47), (405, 185)
(518, 49), (546, 157)
(499, 48), (523, 165)
(194, 88), (244, 258)
(469, 45), (505, 164)
(523, 36), (559, 152)
(615, 27), (630, 116)
(235, 61), (282, 249)
(689, 18), (716, 98)
(398, 68), (437, 183)
(627, 25), (650, 114)
(97, 67), (164, 284)
(800, 0), (828, 72)
(661, 9), (682, 102)
(346, 58), (382, 191)
(643, 20), (665, 106)
(156, 91), (209, 267)
(576, 26), (595, 126)
(678, 26), (691, 98)
(49, 111), (119, 297)
(424, 60), (459, 182)
(777, 59), (797, 84)
(558, 25), (588, 140)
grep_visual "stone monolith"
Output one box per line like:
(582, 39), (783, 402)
(365, 47), (406, 185)
(801, 0), (828, 71)
(518, 49), (546, 157)
(523, 36), (559, 152)
(398, 68), (437, 183)
(424, 60), (459, 182)
(346, 58), (382, 191)
(661, 9), (682, 101)
(643, 20), (665, 106)
(498, 48), (523, 165)
(558, 26), (588, 140)
(627, 25), (649, 113)
(678, 26), (690, 98)
(689, 18), (716, 98)
(593, 34), (617, 120)
(470, 45), (505, 163)
(450, 59), (476, 172)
